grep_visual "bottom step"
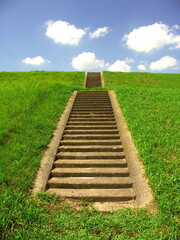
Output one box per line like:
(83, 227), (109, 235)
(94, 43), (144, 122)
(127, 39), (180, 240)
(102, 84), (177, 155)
(47, 177), (133, 188)
(47, 188), (136, 202)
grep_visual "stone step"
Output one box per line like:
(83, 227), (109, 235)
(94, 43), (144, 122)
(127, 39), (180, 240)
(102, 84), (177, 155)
(76, 94), (109, 97)
(48, 177), (133, 188)
(74, 99), (111, 102)
(71, 111), (113, 114)
(69, 114), (115, 118)
(75, 96), (111, 100)
(70, 114), (114, 118)
(72, 106), (112, 108)
(72, 108), (113, 111)
(73, 103), (111, 106)
(71, 109), (113, 112)
(51, 167), (130, 177)
(64, 130), (119, 135)
(47, 188), (136, 201)
(62, 134), (120, 140)
(77, 91), (108, 94)
(72, 105), (112, 108)
(77, 93), (108, 94)
(68, 118), (115, 122)
(75, 96), (110, 98)
(77, 90), (107, 92)
(70, 113), (114, 116)
(58, 145), (123, 152)
(71, 110), (113, 113)
(67, 121), (117, 125)
(70, 112), (114, 116)
(76, 94), (109, 96)
(65, 125), (117, 130)
(77, 95), (108, 97)
(74, 102), (111, 105)
(56, 152), (125, 159)
(54, 159), (127, 168)
(76, 93), (108, 94)
(75, 95), (109, 97)
(77, 89), (107, 91)
(61, 139), (121, 146)
(77, 94), (108, 96)
(72, 112), (113, 115)
(73, 106), (112, 109)
(75, 94), (109, 96)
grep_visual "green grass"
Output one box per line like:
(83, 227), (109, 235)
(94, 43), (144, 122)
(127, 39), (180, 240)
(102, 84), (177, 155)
(0, 71), (84, 190)
(104, 71), (179, 89)
(0, 71), (180, 239)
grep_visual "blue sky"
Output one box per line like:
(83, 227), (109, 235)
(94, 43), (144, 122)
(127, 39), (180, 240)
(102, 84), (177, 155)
(1, 0), (180, 72)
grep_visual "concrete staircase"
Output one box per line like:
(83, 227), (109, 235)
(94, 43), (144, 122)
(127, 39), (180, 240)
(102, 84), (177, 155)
(85, 72), (102, 88)
(47, 91), (136, 202)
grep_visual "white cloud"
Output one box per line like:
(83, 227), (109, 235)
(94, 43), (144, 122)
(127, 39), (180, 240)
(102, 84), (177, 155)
(125, 57), (134, 63)
(72, 52), (108, 70)
(45, 20), (86, 45)
(150, 56), (178, 71)
(138, 64), (146, 71)
(108, 60), (131, 72)
(22, 56), (47, 65)
(124, 22), (180, 52)
(172, 24), (180, 30)
(89, 26), (110, 38)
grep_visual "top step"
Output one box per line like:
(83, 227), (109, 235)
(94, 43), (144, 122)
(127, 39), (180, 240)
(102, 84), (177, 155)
(85, 72), (102, 88)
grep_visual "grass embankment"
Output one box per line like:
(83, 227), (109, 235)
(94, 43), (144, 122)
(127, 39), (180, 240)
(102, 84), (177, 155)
(104, 72), (180, 238)
(0, 71), (179, 239)
(0, 71), (84, 238)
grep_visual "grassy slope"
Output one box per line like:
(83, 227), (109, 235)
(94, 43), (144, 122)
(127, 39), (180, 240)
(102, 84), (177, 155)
(0, 71), (84, 239)
(104, 71), (179, 88)
(0, 71), (179, 239)
(0, 72), (84, 190)
(104, 72), (180, 238)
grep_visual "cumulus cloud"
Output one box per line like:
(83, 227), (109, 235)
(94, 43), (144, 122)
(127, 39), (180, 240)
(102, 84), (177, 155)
(138, 64), (146, 71)
(172, 24), (180, 30)
(45, 20), (86, 45)
(108, 60), (131, 72)
(124, 22), (180, 52)
(125, 57), (134, 63)
(22, 56), (47, 65)
(89, 26), (110, 38)
(72, 52), (108, 70)
(150, 56), (178, 71)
